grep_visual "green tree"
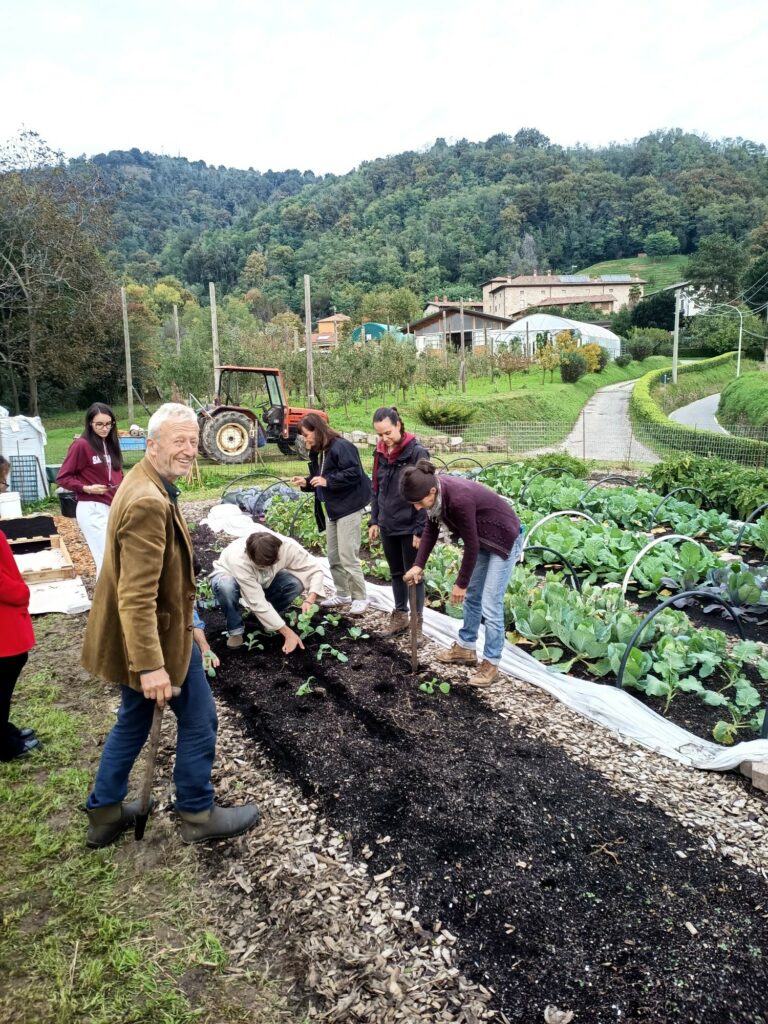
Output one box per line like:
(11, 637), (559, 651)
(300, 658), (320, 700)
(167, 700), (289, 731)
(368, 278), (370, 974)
(687, 233), (749, 303)
(644, 230), (679, 258)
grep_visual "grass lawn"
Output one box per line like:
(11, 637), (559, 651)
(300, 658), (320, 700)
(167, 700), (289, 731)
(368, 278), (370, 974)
(577, 254), (689, 293)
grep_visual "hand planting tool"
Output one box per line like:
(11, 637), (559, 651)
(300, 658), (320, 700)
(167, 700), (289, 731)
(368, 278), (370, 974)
(134, 686), (180, 841)
(409, 583), (419, 672)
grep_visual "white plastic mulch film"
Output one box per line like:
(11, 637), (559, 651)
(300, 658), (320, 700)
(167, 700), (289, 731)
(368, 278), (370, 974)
(202, 503), (768, 773)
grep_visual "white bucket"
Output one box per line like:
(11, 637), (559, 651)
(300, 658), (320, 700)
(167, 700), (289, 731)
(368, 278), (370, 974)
(0, 491), (22, 519)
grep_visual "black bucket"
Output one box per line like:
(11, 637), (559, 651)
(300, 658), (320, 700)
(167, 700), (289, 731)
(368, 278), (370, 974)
(57, 489), (77, 518)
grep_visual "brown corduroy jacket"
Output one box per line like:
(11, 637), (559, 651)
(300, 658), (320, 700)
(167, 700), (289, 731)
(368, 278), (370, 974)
(81, 458), (197, 691)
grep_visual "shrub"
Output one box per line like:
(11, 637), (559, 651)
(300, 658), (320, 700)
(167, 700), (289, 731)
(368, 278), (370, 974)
(626, 336), (654, 361)
(629, 353), (768, 467)
(615, 353), (632, 367)
(416, 398), (474, 428)
(522, 452), (589, 478)
(559, 351), (588, 383)
(596, 346), (611, 372)
(579, 343), (603, 373)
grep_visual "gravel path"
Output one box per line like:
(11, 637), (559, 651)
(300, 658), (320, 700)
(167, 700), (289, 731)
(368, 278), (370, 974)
(561, 379), (659, 463)
(669, 392), (727, 433)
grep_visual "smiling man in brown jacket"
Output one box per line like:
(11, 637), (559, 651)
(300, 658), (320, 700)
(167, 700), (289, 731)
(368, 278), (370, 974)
(82, 403), (260, 848)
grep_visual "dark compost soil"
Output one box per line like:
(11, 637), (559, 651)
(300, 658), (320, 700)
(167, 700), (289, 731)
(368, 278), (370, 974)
(194, 528), (768, 1024)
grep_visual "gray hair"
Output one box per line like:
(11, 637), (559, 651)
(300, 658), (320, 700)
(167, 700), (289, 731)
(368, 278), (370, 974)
(147, 403), (198, 440)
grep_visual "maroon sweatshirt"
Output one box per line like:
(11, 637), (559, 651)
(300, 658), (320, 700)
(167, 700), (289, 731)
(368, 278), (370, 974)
(413, 475), (520, 588)
(57, 437), (124, 507)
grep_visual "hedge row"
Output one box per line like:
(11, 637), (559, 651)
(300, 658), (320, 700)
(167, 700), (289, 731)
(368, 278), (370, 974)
(630, 353), (768, 467)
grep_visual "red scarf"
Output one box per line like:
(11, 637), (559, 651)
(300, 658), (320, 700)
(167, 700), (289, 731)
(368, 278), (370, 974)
(372, 432), (416, 493)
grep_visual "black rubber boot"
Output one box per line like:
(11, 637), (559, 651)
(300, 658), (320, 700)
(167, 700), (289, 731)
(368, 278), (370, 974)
(84, 799), (155, 849)
(178, 803), (261, 844)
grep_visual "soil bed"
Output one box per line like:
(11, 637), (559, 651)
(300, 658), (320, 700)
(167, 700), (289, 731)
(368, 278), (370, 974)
(194, 528), (768, 1024)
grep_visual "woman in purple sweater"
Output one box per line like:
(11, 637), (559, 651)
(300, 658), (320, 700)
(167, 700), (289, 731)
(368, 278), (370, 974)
(402, 460), (522, 687)
(57, 403), (124, 577)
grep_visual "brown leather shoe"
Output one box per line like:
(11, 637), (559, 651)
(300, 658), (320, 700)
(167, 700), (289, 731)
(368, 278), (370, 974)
(383, 610), (410, 637)
(468, 660), (499, 687)
(435, 643), (477, 665)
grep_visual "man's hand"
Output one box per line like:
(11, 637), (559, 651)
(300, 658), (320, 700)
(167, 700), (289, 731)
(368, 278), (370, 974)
(368, 524), (380, 544)
(279, 626), (305, 654)
(450, 584), (467, 605)
(309, 475), (327, 488)
(290, 475), (306, 488)
(84, 484), (109, 495)
(403, 566), (423, 586)
(412, 534), (421, 549)
(140, 667), (174, 707)
(301, 596), (319, 615)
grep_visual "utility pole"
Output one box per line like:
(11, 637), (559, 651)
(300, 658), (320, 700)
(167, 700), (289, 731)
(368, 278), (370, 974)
(120, 286), (134, 423)
(173, 303), (181, 357)
(459, 298), (466, 393)
(671, 287), (681, 384)
(304, 274), (316, 406)
(442, 309), (449, 363)
(209, 282), (220, 398)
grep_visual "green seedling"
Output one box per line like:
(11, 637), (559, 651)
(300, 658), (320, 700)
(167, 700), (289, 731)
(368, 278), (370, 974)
(244, 632), (264, 652)
(346, 626), (369, 641)
(419, 676), (450, 696)
(202, 650), (217, 678)
(323, 612), (341, 627)
(195, 577), (215, 605)
(296, 676), (316, 697)
(317, 643), (348, 663)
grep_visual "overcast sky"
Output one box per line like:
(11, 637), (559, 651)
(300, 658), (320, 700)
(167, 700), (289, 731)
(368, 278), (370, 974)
(2, 0), (765, 174)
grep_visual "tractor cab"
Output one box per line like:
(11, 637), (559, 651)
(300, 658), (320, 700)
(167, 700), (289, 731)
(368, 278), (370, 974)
(197, 366), (326, 463)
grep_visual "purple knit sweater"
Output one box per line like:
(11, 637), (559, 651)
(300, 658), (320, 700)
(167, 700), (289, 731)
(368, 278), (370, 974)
(413, 475), (521, 588)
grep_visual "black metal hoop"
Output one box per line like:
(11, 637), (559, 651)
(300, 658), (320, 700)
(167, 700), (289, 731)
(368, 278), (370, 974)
(648, 487), (709, 529)
(733, 503), (768, 550)
(577, 475), (635, 508)
(288, 493), (316, 540)
(520, 465), (583, 504)
(615, 589), (745, 692)
(522, 545), (582, 591)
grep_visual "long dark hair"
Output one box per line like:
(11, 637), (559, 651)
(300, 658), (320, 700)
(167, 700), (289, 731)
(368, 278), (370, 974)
(400, 459), (438, 502)
(373, 406), (405, 432)
(83, 402), (123, 470)
(298, 412), (341, 452)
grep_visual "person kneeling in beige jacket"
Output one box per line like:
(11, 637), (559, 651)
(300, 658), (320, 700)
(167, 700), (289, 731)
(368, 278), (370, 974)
(210, 529), (325, 651)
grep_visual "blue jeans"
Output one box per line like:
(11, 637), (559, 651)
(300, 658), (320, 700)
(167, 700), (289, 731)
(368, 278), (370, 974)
(86, 646), (217, 814)
(458, 534), (524, 665)
(211, 570), (304, 635)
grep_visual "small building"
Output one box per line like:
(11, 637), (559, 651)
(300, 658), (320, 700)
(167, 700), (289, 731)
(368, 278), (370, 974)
(408, 307), (514, 354)
(422, 296), (484, 318)
(314, 312), (351, 349)
(483, 274), (645, 318)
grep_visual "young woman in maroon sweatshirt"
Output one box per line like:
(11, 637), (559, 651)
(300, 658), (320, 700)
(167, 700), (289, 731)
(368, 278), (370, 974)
(0, 457), (40, 760)
(57, 403), (124, 576)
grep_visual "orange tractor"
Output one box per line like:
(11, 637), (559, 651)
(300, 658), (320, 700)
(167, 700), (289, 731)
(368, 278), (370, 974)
(197, 366), (327, 463)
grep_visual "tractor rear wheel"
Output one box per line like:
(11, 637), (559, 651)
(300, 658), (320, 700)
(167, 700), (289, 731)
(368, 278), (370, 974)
(202, 412), (253, 464)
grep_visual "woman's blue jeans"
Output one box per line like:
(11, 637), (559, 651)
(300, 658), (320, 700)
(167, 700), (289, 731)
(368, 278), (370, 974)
(458, 534), (523, 665)
(86, 645), (217, 814)
(211, 570), (304, 635)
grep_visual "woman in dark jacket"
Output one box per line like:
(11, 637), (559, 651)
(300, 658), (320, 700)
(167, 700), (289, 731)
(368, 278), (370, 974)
(57, 402), (124, 577)
(368, 407), (430, 636)
(291, 413), (371, 615)
(401, 460), (522, 688)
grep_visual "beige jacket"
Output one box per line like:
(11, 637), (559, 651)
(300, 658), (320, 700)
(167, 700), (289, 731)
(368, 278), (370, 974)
(81, 458), (196, 691)
(210, 528), (325, 632)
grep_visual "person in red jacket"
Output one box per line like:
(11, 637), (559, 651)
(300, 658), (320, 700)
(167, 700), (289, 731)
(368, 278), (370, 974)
(0, 457), (41, 760)
(57, 403), (124, 577)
